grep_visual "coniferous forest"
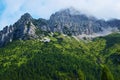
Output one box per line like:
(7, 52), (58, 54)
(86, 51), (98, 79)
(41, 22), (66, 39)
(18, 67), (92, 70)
(0, 32), (120, 80)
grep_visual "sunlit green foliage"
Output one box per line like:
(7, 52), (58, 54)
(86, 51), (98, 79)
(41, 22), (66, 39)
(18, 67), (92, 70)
(0, 33), (120, 80)
(101, 65), (114, 80)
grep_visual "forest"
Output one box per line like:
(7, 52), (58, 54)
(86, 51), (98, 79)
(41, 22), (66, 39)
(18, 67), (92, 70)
(0, 32), (120, 80)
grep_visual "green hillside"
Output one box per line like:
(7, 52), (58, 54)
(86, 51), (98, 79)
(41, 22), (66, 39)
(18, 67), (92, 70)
(0, 33), (120, 80)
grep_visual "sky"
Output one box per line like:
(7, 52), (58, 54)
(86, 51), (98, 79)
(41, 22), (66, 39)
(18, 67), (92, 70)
(0, 0), (120, 30)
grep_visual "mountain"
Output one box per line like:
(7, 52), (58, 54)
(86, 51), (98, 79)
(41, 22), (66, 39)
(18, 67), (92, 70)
(48, 8), (119, 36)
(0, 8), (120, 80)
(0, 8), (120, 47)
(0, 13), (37, 47)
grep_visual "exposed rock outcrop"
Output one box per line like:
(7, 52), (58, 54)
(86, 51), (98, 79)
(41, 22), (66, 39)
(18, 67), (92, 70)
(48, 8), (119, 36)
(0, 13), (38, 47)
(0, 8), (120, 47)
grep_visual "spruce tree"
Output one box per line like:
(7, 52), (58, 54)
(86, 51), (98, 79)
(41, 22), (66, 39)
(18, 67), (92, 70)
(101, 65), (114, 80)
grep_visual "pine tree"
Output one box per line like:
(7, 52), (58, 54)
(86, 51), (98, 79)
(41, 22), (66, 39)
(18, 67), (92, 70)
(101, 65), (114, 80)
(78, 70), (85, 80)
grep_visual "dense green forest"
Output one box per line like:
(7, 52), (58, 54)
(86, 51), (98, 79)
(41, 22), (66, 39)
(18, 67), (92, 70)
(0, 33), (120, 80)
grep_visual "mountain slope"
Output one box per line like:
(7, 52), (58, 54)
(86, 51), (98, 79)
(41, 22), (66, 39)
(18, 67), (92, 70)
(0, 8), (120, 47)
(0, 32), (120, 80)
(0, 13), (48, 47)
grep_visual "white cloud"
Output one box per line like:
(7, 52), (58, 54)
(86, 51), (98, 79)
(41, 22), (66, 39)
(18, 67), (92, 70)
(0, 0), (120, 30)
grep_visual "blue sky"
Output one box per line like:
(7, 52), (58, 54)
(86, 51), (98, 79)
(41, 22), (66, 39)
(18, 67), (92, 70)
(0, 0), (5, 16)
(0, 0), (120, 30)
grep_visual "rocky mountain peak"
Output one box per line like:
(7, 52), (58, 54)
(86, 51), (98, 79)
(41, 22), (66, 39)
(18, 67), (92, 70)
(17, 13), (33, 25)
(21, 13), (32, 20)
(50, 8), (81, 20)
(0, 8), (120, 47)
(59, 7), (81, 15)
(0, 13), (37, 47)
(49, 8), (97, 27)
(49, 8), (100, 35)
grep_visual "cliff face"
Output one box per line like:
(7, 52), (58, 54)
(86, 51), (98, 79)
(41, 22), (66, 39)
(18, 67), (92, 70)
(12, 13), (38, 40)
(48, 8), (102, 35)
(0, 13), (50, 47)
(0, 25), (14, 47)
(48, 8), (120, 36)
(0, 13), (38, 47)
(0, 8), (120, 47)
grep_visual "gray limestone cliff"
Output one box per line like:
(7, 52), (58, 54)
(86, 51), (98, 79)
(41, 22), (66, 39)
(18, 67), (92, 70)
(48, 8), (120, 36)
(0, 8), (120, 47)
(0, 13), (38, 47)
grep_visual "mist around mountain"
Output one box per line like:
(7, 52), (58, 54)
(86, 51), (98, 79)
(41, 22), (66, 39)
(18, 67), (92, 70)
(0, 7), (120, 47)
(0, 8), (120, 80)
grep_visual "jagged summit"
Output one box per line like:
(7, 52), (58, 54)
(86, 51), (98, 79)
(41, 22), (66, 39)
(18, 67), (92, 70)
(15, 13), (33, 25)
(49, 8), (104, 35)
(0, 13), (37, 47)
(52, 7), (95, 18)
(0, 8), (120, 47)
(56, 7), (81, 15)
(17, 13), (33, 24)
(21, 13), (32, 20)
(50, 7), (96, 22)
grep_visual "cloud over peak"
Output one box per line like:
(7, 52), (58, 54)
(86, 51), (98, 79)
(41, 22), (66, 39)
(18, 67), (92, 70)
(0, 0), (120, 30)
